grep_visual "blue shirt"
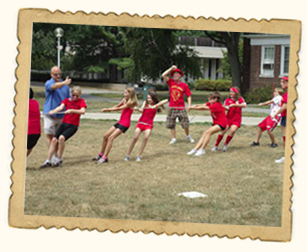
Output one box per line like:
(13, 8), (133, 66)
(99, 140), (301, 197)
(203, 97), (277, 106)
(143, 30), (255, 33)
(42, 78), (71, 118)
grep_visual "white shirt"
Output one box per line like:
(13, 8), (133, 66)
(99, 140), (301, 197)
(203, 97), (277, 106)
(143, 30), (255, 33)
(270, 95), (282, 116)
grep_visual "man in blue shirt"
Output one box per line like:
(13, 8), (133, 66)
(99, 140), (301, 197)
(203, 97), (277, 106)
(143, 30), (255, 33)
(43, 66), (71, 151)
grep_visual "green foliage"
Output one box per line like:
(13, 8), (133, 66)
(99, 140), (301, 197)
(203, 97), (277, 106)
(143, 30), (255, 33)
(194, 79), (232, 91)
(244, 85), (273, 104)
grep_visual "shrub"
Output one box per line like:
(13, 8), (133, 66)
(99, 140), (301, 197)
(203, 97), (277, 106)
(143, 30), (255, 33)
(195, 79), (232, 91)
(244, 85), (273, 104)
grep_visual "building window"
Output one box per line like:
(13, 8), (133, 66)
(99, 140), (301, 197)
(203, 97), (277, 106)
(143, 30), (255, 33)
(260, 46), (275, 77)
(280, 45), (289, 76)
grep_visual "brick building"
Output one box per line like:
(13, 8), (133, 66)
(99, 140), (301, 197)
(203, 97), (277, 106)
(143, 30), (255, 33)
(243, 34), (290, 91)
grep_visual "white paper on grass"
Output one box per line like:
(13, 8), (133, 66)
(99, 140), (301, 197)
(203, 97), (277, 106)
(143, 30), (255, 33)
(178, 191), (208, 198)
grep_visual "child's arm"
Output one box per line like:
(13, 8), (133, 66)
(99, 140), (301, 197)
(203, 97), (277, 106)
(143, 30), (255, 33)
(101, 104), (130, 112)
(65, 107), (86, 115)
(258, 100), (273, 106)
(134, 101), (146, 112)
(49, 103), (65, 115)
(161, 65), (177, 82)
(229, 103), (247, 108)
(189, 104), (209, 110)
(149, 99), (168, 109)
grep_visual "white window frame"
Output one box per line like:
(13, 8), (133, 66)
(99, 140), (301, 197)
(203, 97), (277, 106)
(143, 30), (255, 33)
(260, 46), (275, 78)
(280, 45), (290, 77)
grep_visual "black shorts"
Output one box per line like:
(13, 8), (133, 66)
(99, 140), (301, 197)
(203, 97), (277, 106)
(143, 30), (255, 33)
(55, 123), (78, 141)
(213, 124), (226, 131)
(114, 123), (129, 133)
(27, 134), (41, 149)
(280, 116), (286, 127)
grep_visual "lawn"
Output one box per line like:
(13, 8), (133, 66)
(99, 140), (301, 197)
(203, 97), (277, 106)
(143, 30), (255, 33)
(25, 119), (284, 227)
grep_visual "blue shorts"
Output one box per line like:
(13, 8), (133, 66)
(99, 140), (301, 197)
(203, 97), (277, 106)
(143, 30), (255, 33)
(280, 116), (286, 127)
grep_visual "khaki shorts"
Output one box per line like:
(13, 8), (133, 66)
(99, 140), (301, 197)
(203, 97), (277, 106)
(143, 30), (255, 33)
(166, 109), (190, 129)
(44, 114), (62, 135)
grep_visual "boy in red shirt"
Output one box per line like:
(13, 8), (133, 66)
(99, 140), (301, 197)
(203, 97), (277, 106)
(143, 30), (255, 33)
(161, 65), (194, 144)
(40, 86), (87, 168)
(187, 92), (227, 156)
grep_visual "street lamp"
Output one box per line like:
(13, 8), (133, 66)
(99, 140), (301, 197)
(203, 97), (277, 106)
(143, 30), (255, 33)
(54, 27), (64, 68)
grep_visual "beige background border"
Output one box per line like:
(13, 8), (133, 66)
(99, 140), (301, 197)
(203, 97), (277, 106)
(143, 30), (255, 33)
(8, 7), (301, 243)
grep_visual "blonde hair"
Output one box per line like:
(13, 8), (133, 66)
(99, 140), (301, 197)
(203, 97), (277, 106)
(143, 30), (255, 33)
(125, 87), (138, 107)
(71, 86), (82, 94)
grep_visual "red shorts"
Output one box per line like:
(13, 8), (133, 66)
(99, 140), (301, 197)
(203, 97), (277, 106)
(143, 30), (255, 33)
(258, 115), (281, 132)
(136, 123), (153, 132)
(227, 119), (241, 128)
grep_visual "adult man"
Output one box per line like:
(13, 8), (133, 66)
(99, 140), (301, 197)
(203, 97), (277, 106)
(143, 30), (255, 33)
(271, 76), (288, 163)
(161, 65), (194, 144)
(43, 66), (71, 152)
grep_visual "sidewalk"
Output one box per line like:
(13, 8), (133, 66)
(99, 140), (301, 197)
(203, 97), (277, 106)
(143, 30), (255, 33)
(81, 112), (263, 126)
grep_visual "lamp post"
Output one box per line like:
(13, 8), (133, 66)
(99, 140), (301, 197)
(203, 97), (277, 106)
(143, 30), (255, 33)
(54, 27), (64, 68)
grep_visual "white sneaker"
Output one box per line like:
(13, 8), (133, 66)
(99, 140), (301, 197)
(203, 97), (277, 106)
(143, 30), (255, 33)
(51, 154), (58, 165)
(187, 149), (197, 155)
(124, 155), (130, 161)
(194, 149), (206, 156)
(211, 146), (218, 152)
(169, 138), (177, 144)
(275, 156), (285, 163)
(136, 156), (142, 162)
(222, 145), (227, 152)
(186, 135), (195, 143)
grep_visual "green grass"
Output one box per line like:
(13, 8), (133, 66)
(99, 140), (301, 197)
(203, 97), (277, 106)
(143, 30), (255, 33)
(25, 119), (284, 226)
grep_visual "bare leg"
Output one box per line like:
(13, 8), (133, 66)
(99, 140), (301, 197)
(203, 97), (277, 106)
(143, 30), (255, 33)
(267, 130), (276, 144)
(47, 137), (58, 160)
(255, 127), (262, 143)
(100, 126), (116, 153)
(104, 129), (123, 157)
(170, 128), (176, 139)
(184, 127), (189, 136)
(281, 126), (286, 149)
(57, 135), (66, 159)
(127, 128), (142, 156)
(27, 149), (32, 157)
(139, 129), (152, 156)
(228, 125), (238, 137)
(200, 125), (221, 149)
(194, 132), (207, 150)
(46, 134), (54, 149)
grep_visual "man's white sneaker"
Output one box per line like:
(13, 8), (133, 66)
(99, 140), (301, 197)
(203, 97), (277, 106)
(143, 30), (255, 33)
(194, 149), (206, 156)
(211, 146), (218, 152)
(187, 149), (197, 155)
(169, 138), (177, 144)
(124, 155), (130, 161)
(275, 156), (285, 163)
(136, 156), (142, 162)
(186, 135), (195, 143)
(222, 145), (227, 152)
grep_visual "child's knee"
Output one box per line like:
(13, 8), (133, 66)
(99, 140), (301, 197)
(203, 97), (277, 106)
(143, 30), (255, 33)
(59, 135), (65, 142)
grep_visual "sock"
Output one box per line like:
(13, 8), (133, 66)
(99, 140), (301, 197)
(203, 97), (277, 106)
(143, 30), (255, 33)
(99, 152), (104, 157)
(283, 136), (286, 144)
(224, 135), (233, 145)
(102, 155), (107, 160)
(215, 134), (224, 147)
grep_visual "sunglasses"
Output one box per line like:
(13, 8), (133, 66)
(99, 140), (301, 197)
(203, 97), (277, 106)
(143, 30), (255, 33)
(72, 94), (80, 98)
(52, 73), (61, 76)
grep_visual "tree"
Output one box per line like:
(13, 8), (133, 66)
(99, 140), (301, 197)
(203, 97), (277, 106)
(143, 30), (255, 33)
(205, 31), (242, 89)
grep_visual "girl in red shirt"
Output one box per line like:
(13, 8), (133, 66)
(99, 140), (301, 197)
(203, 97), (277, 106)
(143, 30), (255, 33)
(40, 86), (87, 168)
(187, 92), (227, 156)
(124, 91), (168, 162)
(93, 87), (138, 164)
(27, 88), (41, 157)
(212, 87), (246, 152)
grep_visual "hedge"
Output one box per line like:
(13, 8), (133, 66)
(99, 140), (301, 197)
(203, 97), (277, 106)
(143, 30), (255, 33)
(244, 85), (273, 104)
(194, 79), (232, 91)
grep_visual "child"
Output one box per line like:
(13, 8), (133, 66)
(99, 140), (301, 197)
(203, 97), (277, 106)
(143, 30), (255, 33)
(251, 88), (284, 148)
(187, 92), (228, 156)
(27, 87), (41, 157)
(212, 87), (246, 152)
(93, 87), (138, 164)
(161, 65), (194, 144)
(40, 86), (87, 168)
(124, 91), (168, 162)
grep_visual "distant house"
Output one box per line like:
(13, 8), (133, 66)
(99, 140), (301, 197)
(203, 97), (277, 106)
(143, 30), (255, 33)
(242, 33), (290, 91)
(178, 36), (227, 81)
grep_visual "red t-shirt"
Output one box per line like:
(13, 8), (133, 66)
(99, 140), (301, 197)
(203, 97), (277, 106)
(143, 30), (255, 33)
(224, 97), (246, 123)
(281, 91), (288, 117)
(206, 102), (227, 128)
(118, 107), (134, 128)
(61, 98), (87, 126)
(167, 78), (191, 110)
(138, 105), (157, 127)
(28, 99), (41, 135)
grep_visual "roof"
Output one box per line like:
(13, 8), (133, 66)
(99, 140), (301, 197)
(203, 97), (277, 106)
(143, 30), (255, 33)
(187, 46), (227, 59)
